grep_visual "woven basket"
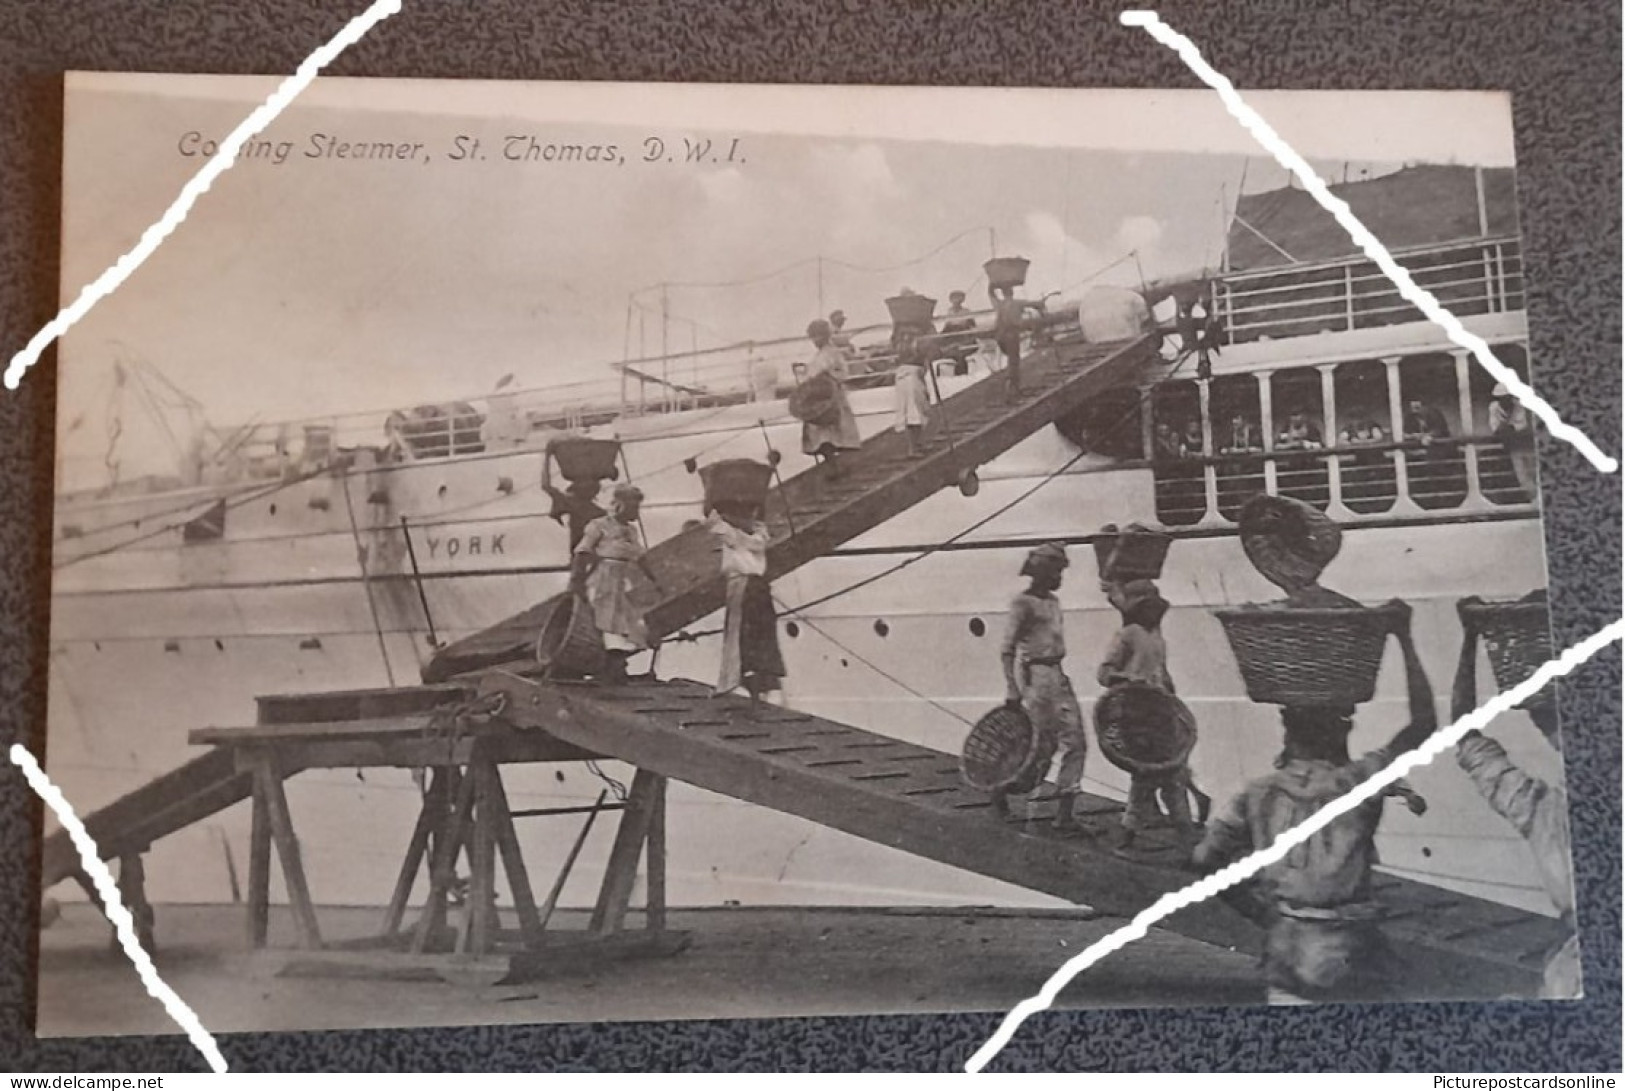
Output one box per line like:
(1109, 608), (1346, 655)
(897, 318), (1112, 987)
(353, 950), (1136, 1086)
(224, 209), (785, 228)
(1094, 683), (1198, 777)
(1239, 495), (1344, 591)
(534, 593), (606, 677)
(884, 294), (939, 329)
(700, 458), (774, 512)
(961, 704), (1042, 792)
(1458, 595), (1554, 698)
(788, 371), (841, 425)
(1104, 524), (1173, 581)
(984, 256), (1031, 289)
(1215, 601), (1405, 707)
(549, 438), (621, 483)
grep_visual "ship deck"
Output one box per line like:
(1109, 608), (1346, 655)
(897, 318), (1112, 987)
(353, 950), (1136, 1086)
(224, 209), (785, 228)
(36, 902), (1264, 1039)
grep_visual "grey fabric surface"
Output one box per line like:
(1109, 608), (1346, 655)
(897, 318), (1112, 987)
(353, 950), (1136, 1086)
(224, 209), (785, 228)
(0, 0), (1617, 1072)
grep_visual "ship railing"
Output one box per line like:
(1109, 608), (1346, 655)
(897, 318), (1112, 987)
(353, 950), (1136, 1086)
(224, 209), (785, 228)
(1151, 433), (1538, 527)
(1213, 237), (1524, 346)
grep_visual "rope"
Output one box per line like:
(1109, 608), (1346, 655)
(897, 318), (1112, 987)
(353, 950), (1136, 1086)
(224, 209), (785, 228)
(584, 760), (630, 802)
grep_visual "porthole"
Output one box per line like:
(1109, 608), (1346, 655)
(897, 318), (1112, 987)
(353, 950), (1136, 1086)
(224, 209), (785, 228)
(839, 658), (849, 668)
(785, 621), (801, 639)
(969, 617), (986, 637)
(268, 503), (277, 516)
(438, 485), (448, 499)
(214, 639), (225, 652)
(873, 619), (890, 638)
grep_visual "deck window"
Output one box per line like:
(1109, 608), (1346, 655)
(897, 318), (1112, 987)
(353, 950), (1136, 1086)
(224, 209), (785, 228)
(1334, 360), (1398, 514)
(1270, 370), (1330, 511)
(1211, 375), (1266, 521)
(1399, 355), (1469, 510)
(1150, 381), (1206, 526)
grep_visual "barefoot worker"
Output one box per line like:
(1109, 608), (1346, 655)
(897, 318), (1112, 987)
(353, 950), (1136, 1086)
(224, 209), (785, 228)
(1192, 600), (1440, 1005)
(1451, 595), (1577, 996)
(570, 483), (659, 683)
(998, 542), (1088, 831)
(1098, 580), (1209, 849)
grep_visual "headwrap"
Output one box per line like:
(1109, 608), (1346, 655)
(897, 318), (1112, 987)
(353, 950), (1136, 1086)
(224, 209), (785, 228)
(806, 318), (831, 340)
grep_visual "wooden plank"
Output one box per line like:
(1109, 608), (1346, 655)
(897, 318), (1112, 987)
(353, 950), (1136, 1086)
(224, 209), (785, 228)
(478, 670), (1560, 986)
(193, 714), (441, 746)
(252, 754), (323, 950)
(381, 770), (445, 938)
(412, 768), (475, 954)
(215, 732), (596, 771)
(485, 767), (545, 944)
(647, 776), (667, 934)
(247, 779), (271, 949)
(256, 683), (470, 725)
(466, 761), (499, 956)
(589, 770), (660, 935)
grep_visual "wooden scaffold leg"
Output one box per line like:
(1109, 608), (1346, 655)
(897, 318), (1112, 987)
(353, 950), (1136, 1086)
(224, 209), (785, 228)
(247, 750), (323, 950)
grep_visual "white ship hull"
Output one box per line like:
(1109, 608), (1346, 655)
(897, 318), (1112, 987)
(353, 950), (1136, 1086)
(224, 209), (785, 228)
(46, 340), (1563, 921)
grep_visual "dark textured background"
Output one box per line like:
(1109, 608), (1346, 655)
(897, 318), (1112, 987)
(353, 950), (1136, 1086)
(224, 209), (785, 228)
(0, 0), (1618, 1073)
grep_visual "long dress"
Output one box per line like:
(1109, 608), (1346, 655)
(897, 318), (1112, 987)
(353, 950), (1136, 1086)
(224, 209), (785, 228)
(575, 515), (651, 651)
(893, 362), (930, 432)
(800, 344), (862, 455)
(709, 512), (785, 695)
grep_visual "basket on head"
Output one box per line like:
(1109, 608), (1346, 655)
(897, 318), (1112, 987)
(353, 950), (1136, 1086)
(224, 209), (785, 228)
(961, 704), (1042, 792)
(1239, 494), (1343, 592)
(534, 593), (607, 678)
(1458, 594), (1554, 699)
(885, 293), (939, 330)
(787, 370), (841, 425)
(1101, 523), (1173, 582)
(1094, 683), (1198, 777)
(549, 438), (622, 483)
(700, 458), (774, 514)
(1215, 600), (1405, 707)
(984, 256), (1031, 290)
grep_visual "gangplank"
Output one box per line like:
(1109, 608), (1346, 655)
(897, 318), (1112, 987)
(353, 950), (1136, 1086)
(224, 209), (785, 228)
(424, 333), (1159, 682)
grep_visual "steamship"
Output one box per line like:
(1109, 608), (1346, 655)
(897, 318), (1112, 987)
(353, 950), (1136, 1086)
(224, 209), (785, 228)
(46, 164), (1562, 923)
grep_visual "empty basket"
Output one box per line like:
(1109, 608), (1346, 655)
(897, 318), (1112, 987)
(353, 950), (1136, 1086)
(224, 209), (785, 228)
(1458, 595), (1554, 698)
(961, 704), (1042, 792)
(1215, 601), (1405, 707)
(788, 371), (841, 426)
(1094, 683), (1198, 777)
(534, 593), (606, 678)
(1239, 494), (1343, 592)
(549, 438), (622, 483)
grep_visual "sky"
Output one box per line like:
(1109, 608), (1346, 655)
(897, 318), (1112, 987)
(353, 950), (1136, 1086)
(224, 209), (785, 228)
(56, 76), (1518, 486)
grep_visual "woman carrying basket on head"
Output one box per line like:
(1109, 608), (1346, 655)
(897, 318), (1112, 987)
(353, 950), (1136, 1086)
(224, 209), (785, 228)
(798, 319), (862, 479)
(570, 484), (660, 684)
(998, 542), (1089, 832)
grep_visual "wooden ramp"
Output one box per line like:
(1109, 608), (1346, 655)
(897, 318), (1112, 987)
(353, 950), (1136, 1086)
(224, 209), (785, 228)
(424, 334), (1157, 682)
(477, 669), (1568, 998)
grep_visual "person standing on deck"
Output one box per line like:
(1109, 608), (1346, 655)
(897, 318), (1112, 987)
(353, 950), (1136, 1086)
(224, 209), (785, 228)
(998, 542), (1088, 832)
(1191, 600), (1440, 1005)
(1451, 594), (1577, 997)
(989, 284), (1047, 403)
(829, 310), (856, 361)
(570, 484), (660, 684)
(800, 319), (862, 479)
(707, 501), (786, 705)
(1488, 384), (1538, 499)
